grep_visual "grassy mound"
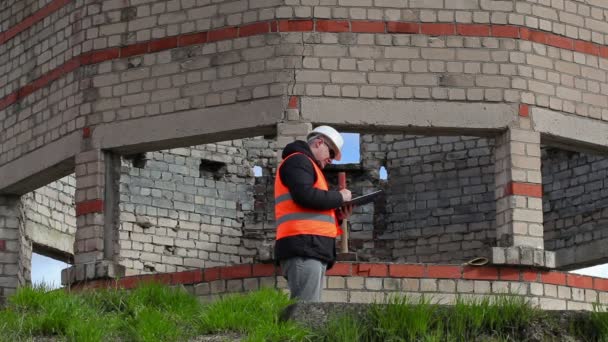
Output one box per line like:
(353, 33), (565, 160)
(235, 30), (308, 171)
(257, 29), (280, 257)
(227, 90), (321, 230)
(1, 283), (607, 341)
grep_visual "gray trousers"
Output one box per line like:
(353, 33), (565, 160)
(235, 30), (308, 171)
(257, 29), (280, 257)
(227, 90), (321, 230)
(280, 257), (327, 302)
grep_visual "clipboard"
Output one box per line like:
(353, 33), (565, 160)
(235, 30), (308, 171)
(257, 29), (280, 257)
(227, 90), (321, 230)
(343, 190), (384, 206)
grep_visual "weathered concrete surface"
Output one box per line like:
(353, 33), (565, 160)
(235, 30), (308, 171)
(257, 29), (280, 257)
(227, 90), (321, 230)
(532, 107), (608, 152)
(301, 98), (518, 134)
(92, 98), (284, 154)
(0, 131), (80, 195)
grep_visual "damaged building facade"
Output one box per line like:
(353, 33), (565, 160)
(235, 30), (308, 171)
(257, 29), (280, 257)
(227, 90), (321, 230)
(2, 0), (608, 308)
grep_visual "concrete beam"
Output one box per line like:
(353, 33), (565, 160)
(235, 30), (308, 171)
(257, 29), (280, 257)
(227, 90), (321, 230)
(532, 107), (608, 154)
(26, 221), (74, 258)
(0, 131), (80, 195)
(92, 97), (284, 154)
(301, 98), (518, 134)
(554, 238), (608, 270)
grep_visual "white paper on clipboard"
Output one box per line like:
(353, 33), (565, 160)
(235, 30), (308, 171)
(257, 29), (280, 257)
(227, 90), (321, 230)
(343, 190), (384, 206)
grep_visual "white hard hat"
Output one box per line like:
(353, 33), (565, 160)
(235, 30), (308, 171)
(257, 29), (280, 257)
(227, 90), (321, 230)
(307, 125), (343, 161)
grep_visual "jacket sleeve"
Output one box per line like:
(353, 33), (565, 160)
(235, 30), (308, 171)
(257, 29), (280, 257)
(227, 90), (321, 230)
(279, 154), (343, 210)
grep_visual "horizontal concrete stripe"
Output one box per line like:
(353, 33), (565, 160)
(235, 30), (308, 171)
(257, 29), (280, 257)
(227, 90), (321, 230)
(275, 212), (335, 227)
(2, 21), (608, 111)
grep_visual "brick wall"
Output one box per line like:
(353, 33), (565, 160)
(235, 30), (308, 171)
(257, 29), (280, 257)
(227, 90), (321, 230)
(0, 196), (31, 301)
(118, 137), (278, 275)
(22, 176), (76, 238)
(4, 0), (608, 170)
(542, 147), (608, 266)
(72, 262), (608, 311)
(339, 134), (495, 263)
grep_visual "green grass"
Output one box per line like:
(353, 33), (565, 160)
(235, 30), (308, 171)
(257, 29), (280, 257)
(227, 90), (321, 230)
(0, 284), (606, 342)
(0, 283), (308, 342)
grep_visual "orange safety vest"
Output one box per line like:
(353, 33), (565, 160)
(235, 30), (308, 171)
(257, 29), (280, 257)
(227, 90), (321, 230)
(275, 153), (342, 240)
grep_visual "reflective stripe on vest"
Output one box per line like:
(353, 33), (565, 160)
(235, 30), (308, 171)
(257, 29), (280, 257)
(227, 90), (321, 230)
(274, 153), (340, 240)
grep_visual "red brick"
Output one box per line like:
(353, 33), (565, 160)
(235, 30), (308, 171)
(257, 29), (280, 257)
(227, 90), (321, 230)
(427, 265), (461, 279)
(171, 270), (203, 284)
(499, 268), (520, 281)
(0, 32), (5, 45)
(252, 264), (276, 277)
(208, 27), (238, 41)
(61, 57), (81, 74)
(389, 264), (425, 278)
(420, 23), (455, 36)
(386, 21), (419, 34)
(315, 20), (350, 32)
(522, 269), (539, 282)
(567, 274), (593, 289)
(120, 42), (149, 57)
(519, 27), (531, 40)
(540, 271), (566, 285)
(82, 127), (91, 138)
(204, 267), (220, 281)
(278, 20), (314, 32)
(457, 24), (490, 36)
(594, 278), (608, 291)
(270, 21), (279, 32)
(19, 84), (36, 98)
(82, 48), (120, 64)
(0, 240), (5, 251)
(239, 22), (270, 37)
(528, 31), (548, 44)
(354, 263), (388, 277)
(288, 96), (298, 109)
(546, 34), (573, 50)
(149, 37), (178, 52)
(519, 103), (529, 117)
(505, 182), (543, 198)
(326, 263), (352, 276)
(118, 276), (139, 289)
(76, 199), (104, 216)
(221, 264), (252, 279)
(463, 266), (499, 280)
(491, 25), (519, 38)
(177, 32), (207, 46)
(0, 93), (18, 110)
(600, 47), (608, 59)
(151, 273), (172, 284)
(574, 40), (599, 55)
(351, 21), (385, 33)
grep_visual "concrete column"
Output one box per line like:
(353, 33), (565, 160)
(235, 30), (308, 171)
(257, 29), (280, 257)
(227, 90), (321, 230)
(0, 196), (31, 303)
(62, 150), (124, 285)
(493, 116), (555, 268)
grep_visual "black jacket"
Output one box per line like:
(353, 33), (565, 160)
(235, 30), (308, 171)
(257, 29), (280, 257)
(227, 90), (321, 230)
(274, 140), (343, 268)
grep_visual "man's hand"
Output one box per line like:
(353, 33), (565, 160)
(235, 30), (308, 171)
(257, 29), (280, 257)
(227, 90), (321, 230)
(336, 204), (353, 220)
(339, 189), (352, 202)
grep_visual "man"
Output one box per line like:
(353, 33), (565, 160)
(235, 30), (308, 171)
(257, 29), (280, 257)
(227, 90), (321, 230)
(274, 125), (353, 302)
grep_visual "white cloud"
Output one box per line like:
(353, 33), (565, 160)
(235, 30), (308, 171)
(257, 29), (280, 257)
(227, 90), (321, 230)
(32, 253), (68, 289)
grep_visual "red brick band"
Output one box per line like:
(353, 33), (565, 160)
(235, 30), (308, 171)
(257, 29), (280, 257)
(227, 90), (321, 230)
(0, 239), (5, 251)
(3, 20), (608, 111)
(503, 182), (543, 198)
(75, 199), (104, 216)
(68, 262), (608, 292)
(0, 0), (72, 45)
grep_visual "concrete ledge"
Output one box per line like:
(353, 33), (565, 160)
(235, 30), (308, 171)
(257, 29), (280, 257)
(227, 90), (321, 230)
(92, 97), (284, 154)
(0, 131), (80, 195)
(554, 238), (608, 271)
(532, 107), (608, 153)
(492, 247), (556, 268)
(301, 98), (518, 134)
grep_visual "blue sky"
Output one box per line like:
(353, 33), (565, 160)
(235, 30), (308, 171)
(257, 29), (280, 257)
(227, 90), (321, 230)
(32, 132), (606, 287)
